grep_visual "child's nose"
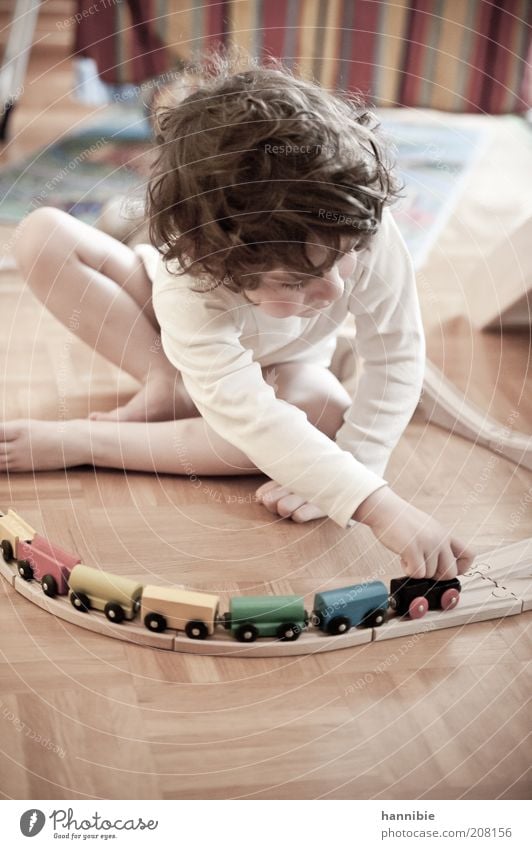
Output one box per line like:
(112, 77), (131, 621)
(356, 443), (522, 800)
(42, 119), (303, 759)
(309, 272), (343, 305)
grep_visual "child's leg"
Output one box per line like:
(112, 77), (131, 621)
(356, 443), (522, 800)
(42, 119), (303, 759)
(0, 364), (351, 473)
(13, 207), (197, 422)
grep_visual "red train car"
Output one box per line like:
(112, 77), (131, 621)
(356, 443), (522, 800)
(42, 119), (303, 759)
(17, 534), (80, 597)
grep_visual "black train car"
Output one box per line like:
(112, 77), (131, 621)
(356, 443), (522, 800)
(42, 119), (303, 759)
(389, 576), (461, 619)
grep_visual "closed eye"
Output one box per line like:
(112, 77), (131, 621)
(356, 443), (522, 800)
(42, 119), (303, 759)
(281, 281), (305, 289)
(342, 239), (358, 254)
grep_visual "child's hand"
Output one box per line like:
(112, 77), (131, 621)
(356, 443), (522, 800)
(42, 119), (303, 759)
(353, 486), (476, 580)
(255, 480), (327, 522)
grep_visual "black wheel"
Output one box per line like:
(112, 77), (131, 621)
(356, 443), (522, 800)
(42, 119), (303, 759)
(17, 560), (33, 581)
(41, 575), (58, 598)
(144, 612), (167, 633)
(70, 591), (90, 613)
(104, 602), (125, 624)
(277, 622), (301, 642)
(362, 608), (387, 628)
(1, 539), (14, 562)
(185, 620), (208, 640)
(327, 615), (351, 636)
(235, 623), (259, 643)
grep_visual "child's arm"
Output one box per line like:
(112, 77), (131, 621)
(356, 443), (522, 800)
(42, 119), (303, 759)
(343, 211), (475, 574)
(336, 208), (425, 477)
(257, 211), (426, 518)
(255, 210), (475, 578)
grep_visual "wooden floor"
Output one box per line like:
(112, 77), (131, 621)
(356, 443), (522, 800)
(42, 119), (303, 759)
(0, 48), (531, 800)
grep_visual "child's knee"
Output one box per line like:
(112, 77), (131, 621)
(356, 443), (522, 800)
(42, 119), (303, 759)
(272, 363), (351, 437)
(304, 391), (349, 436)
(14, 207), (66, 281)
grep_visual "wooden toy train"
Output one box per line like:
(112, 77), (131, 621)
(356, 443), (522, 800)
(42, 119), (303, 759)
(0, 509), (461, 643)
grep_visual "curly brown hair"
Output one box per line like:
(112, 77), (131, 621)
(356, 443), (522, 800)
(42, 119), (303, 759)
(147, 51), (401, 291)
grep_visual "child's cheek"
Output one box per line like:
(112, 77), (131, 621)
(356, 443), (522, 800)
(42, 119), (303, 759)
(338, 253), (357, 279)
(259, 288), (308, 315)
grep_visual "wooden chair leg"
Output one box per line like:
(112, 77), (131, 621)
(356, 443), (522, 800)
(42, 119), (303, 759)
(0, 101), (15, 141)
(0, 0), (41, 143)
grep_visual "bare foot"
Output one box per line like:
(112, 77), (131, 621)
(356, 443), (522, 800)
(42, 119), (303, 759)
(89, 371), (197, 422)
(0, 419), (91, 472)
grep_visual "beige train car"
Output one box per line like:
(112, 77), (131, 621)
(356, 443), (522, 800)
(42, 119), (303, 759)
(68, 563), (143, 623)
(141, 584), (220, 639)
(0, 509), (35, 562)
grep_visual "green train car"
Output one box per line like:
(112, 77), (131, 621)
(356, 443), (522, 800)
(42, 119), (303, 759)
(223, 595), (309, 642)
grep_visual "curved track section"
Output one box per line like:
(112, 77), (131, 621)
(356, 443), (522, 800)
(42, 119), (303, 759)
(1, 538), (531, 657)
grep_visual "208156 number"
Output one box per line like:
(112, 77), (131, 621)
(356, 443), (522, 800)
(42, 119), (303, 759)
(469, 827), (512, 838)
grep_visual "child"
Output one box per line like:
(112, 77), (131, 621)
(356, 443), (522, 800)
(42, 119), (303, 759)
(5, 58), (474, 580)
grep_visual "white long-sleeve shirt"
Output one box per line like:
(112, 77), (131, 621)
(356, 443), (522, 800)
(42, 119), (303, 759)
(140, 208), (425, 528)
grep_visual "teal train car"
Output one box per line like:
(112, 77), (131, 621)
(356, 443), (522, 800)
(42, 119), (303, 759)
(312, 580), (389, 634)
(223, 595), (308, 642)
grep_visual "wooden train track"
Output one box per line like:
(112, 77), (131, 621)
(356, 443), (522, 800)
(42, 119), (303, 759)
(334, 327), (532, 473)
(1, 537), (531, 657)
(419, 360), (532, 472)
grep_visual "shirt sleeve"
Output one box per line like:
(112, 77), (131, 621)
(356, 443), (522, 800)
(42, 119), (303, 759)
(152, 274), (388, 528)
(335, 208), (426, 475)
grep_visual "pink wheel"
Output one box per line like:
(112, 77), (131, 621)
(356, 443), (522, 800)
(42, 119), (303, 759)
(440, 588), (460, 611)
(408, 596), (429, 619)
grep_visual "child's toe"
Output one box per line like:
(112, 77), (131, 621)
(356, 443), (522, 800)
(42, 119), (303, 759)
(0, 421), (22, 441)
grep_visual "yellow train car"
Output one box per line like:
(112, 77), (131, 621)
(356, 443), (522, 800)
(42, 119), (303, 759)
(68, 563), (143, 623)
(141, 584), (220, 639)
(0, 509), (35, 562)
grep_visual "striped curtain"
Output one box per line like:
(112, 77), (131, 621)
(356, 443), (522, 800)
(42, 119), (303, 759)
(76, 0), (532, 113)
(74, 0), (170, 85)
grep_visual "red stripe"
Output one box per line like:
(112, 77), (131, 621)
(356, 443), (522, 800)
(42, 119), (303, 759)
(466, 0), (495, 114)
(205, 0), (227, 49)
(401, 1), (433, 107)
(521, 37), (532, 110)
(490, 0), (525, 114)
(129, 0), (169, 82)
(490, 0), (519, 113)
(347, 0), (381, 98)
(480, 1), (507, 113)
(262, 0), (290, 60)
